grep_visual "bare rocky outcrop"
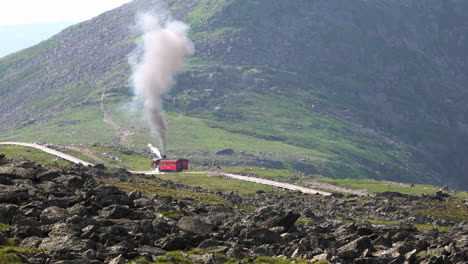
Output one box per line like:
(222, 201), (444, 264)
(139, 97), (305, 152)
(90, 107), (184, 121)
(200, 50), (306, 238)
(0, 155), (467, 263)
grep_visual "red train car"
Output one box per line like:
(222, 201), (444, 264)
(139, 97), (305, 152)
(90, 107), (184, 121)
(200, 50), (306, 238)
(152, 159), (189, 172)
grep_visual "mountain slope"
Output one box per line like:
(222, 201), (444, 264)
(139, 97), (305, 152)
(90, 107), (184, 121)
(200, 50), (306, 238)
(1, 0), (467, 190)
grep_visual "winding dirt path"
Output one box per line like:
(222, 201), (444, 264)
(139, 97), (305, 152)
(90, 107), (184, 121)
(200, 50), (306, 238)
(0, 141), (332, 196)
(100, 92), (135, 144)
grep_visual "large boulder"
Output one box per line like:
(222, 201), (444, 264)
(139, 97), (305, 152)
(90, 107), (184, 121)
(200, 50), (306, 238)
(35, 168), (61, 182)
(99, 205), (132, 219)
(0, 174), (12, 185)
(0, 153), (6, 165)
(0, 203), (18, 223)
(337, 236), (376, 260)
(19, 236), (43, 248)
(40, 235), (94, 253)
(215, 149), (235, 155)
(177, 217), (215, 235)
(246, 206), (300, 229)
(53, 175), (84, 189)
(48, 223), (80, 237)
(246, 228), (282, 244)
(0, 163), (35, 180)
(40, 206), (68, 225)
(0, 186), (32, 204)
(137, 245), (167, 258)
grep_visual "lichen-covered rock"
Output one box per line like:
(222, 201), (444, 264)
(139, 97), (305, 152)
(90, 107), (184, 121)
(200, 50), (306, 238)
(40, 206), (68, 225)
(39, 235), (94, 253)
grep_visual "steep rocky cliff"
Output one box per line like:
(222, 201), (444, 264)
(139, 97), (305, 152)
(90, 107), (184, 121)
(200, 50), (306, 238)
(1, 0), (467, 189)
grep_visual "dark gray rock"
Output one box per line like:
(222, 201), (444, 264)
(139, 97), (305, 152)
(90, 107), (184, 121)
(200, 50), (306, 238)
(247, 206), (300, 229)
(128, 190), (142, 200)
(81, 248), (97, 261)
(108, 254), (126, 264)
(137, 245), (167, 257)
(372, 235), (392, 248)
(0, 185), (32, 204)
(9, 222), (43, 238)
(0, 174), (12, 185)
(19, 236), (43, 248)
(157, 232), (201, 251)
(215, 149), (234, 155)
(99, 205), (131, 219)
(226, 243), (247, 259)
(0, 164), (35, 180)
(53, 175), (84, 189)
(246, 228), (281, 244)
(48, 223), (79, 237)
(67, 204), (94, 217)
(197, 239), (226, 250)
(187, 253), (227, 264)
(40, 206), (68, 225)
(39, 235), (94, 253)
(93, 164), (106, 170)
(177, 216), (214, 235)
(337, 236), (376, 260)
(104, 243), (133, 259)
(0, 203), (18, 223)
(35, 169), (61, 182)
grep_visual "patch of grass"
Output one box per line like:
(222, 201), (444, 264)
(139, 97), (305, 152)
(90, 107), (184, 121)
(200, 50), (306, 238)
(455, 191), (468, 198)
(316, 177), (440, 195)
(97, 177), (255, 213)
(60, 148), (98, 165)
(295, 218), (312, 226)
(411, 198), (468, 222)
(155, 172), (277, 194)
(86, 144), (150, 171)
(153, 251), (193, 264)
(363, 219), (451, 232)
(1, 104), (114, 145)
(0, 223), (10, 232)
(313, 261), (330, 264)
(0, 145), (71, 167)
(224, 167), (308, 182)
(0, 244), (42, 264)
(188, 0), (231, 31)
(414, 224), (451, 232)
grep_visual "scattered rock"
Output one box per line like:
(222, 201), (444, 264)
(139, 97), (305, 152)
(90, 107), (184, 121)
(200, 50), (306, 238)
(0, 156), (465, 263)
(215, 149), (235, 155)
(337, 236), (375, 259)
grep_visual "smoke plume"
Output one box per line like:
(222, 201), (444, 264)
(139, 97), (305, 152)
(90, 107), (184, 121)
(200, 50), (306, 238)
(132, 14), (193, 154)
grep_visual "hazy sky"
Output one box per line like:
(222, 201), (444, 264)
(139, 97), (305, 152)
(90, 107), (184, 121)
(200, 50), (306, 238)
(0, 0), (133, 26)
(0, 0), (134, 57)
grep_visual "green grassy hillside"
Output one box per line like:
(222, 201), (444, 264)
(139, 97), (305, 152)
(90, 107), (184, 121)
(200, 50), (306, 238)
(1, 0), (468, 190)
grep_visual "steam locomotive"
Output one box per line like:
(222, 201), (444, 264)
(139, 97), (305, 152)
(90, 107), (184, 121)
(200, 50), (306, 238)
(151, 158), (189, 172)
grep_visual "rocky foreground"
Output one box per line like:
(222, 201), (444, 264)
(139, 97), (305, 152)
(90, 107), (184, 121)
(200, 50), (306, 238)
(0, 154), (467, 264)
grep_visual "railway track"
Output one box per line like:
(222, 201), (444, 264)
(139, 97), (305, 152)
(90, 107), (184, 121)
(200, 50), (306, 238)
(0, 141), (331, 196)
